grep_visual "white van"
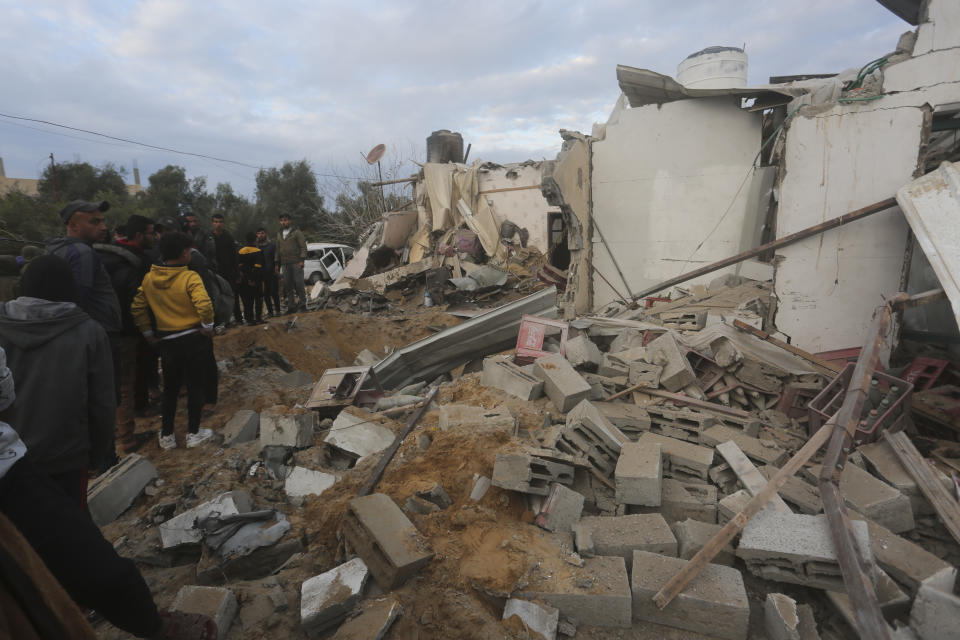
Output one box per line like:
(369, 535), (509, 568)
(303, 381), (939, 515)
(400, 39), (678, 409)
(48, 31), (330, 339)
(304, 243), (354, 284)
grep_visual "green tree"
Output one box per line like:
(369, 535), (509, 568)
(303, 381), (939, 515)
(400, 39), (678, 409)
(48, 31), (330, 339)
(140, 165), (214, 220)
(0, 190), (60, 241)
(255, 160), (329, 234)
(37, 161), (129, 204)
(329, 181), (409, 246)
(214, 182), (261, 239)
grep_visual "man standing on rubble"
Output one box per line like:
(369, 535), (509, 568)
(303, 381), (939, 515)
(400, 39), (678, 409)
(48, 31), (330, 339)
(256, 227), (280, 318)
(182, 212), (217, 272)
(275, 213), (307, 313)
(211, 213), (243, 325)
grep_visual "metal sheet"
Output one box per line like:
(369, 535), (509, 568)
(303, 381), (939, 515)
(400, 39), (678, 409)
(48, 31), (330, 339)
(616, 65), (792, 108)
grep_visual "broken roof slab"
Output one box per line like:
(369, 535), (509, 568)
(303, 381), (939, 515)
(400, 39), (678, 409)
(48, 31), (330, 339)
(615, 65), (792, 109)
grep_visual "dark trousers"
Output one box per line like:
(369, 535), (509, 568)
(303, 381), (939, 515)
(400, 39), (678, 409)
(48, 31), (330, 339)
(263, 272), (280, 315)
(240, 280), (262, 323)
(281, 263), (306, 311)
(0, 456), (161, 638)
(158, 332), (212, 436)
(133, 340), (159, 411)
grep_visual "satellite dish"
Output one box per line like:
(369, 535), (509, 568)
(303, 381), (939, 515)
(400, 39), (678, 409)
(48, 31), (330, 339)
(365, 144), (386, 164)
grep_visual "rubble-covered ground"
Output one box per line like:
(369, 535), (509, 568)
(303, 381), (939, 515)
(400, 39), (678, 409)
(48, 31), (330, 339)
(93, 281), (960, 640)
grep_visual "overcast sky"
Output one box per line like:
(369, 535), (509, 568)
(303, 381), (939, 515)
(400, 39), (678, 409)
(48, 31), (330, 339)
(0, 0), (909, 199)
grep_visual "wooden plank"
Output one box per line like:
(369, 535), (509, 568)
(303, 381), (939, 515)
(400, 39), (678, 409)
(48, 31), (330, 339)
(607, 384), (752, 419)
(715, 440), (791, 513)
(731, 319), (841, 375)
(477, 184), (541, 195)
(885, 430), (960, 546)
(652, 423), (832, 609)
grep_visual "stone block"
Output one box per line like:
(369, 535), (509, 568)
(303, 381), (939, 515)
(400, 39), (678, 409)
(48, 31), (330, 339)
(532, 353), (592, 413)
(759, 466), (822, 514)
(341, 493), (433, 590)
(718, 489), (752, 524)
(645, 333), (696, 391)
(517, 556), (631, 628)
(160, 490), (253, 550)
(260, 406), (315, 449)
(765, 593), (800, 640)
(438, 403), (515, 432)
(628, 361), (663, 387)
(701, 425), (787, 466)
(597, 353), (630, 378)
(353, 348), (381, 367)
(660, 478), (717, 524)
(325, 408), (395, 459)
(737, 510), (872, 591)
(171, 585), (238, 640)
(635, 432), (714, 481)
(595, 402), (651, 438)
(564, 335), (602, 370)
(469, 474), (491, 501)
(574, 514), (676, 568)
(481, 356), (544, 400)
(807, 463), (914, 533)
(300, 557), (369, 633)
(535, 483), (584, 532)
(332, 598), (401, 640)
(492, 453), (574, 496)
(503, 599), (559, 640)
(86, 453), (157, 526)
(221, 410), (260, 446)
(631, 550), (749, 640)
(284, 466), (338, 498)
(910, 583), (960, 640)
(709, 463), (739, 495)
(615, 442), (661, 506)
(646, 405), (717, 443)
(671, 518), (735, 566)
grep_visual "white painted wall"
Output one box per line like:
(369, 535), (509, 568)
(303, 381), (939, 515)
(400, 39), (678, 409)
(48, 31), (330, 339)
(913, 0), (960, 55)
(590, 96), (766, 307)
(476, 163), (555, 254)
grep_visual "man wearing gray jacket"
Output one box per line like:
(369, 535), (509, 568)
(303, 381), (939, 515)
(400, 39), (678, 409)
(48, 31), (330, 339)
(275, 213), (307, 313)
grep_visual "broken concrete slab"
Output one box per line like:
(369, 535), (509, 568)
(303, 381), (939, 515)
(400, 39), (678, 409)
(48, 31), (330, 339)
(574, 514), (676, 568)
(517, 556), (631, 628)
(492, 453), (574, 496)
(341, 493), (433, 590)
(86, 453), (157, 526)
(597, 353), (630, 378)
(595, 402), (651, 437)
(438, 403), (515, 432)
(552, 400), (630, 477)
(160, 490), (253, 550)
(910, 583), (960, 640)
(284, 466), (338, 498)
(564, 335), (602, 370)
(759, 465), (822, 514)
(220, 410), (260, 447)
(827, 568), (910, 631)
(260, 406), (315, 449)
(670, 518), (735, 566)
(278, 370), (313, 388)
(718, 489), (752, 525)
(503, 598), (559, 640)
(715, 440), (791, 513)
(859, 439), (950, 517)
(480, 356), (544, 401)
(331, 598), (401, 640)
(533, 353), (592, 413)
(628, 360), (663, 387)
(701, 425), (788, 466)
(645, 405), (717, 443)
(635, 432), (714, 481)
(535, 483), (585, 532)
(300, 557), (369, 634)
(631, 550), (749, 640)
(807, 462), (914, 533)
(615, 442), (661, 506)
(660, 478), (718, 524)
(324, 408), (395, 460)
(765, 593), (801, 640)
(171, 585), (238, 640)
(353, 348), (381, 368)
(645, 333), (696, 392)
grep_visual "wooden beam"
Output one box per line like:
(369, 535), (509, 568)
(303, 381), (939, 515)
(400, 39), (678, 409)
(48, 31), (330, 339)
(731, 319), (841, 375)
(477, 184), (541, 195)
(606, 384), (752, 419)
(370, 176), (417, 187)
(715, 440), (791, 513)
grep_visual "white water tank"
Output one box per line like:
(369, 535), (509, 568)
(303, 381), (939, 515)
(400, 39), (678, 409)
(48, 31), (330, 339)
(677, 46), (748, 89)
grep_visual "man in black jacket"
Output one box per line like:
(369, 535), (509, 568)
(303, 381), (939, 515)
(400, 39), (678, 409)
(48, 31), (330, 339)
(256, 227), (280, 317)
(211, 213), (242, 324)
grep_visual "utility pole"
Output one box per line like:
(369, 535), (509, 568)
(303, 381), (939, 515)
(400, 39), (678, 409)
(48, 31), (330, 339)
(49, 153), (60, 202)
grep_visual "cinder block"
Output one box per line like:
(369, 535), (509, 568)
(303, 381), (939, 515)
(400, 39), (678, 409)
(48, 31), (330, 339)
(535, 483), (584, 532)
(645, 333), (696, 391)
(709, 462), (739, 495)
(660, 311), (707, 330)
(581, 372), (625, 400)
(574, 514), (676, 569)
(171, 585), (238, 640)
(718, 489), (752, 524)
(615, 442), (661, 506)
(701, 425), (787, 466)
(221, 410), (259, 446)
(86, 453), (157, 526)
(610, 331), (645, 353)
(300, 558), (369, 633)
(646, 405), (717, 443)
(628, 361), (663, 387)
(491, 453), (574, 496)
(331, 598), (401, 640)
(564, 335), (602, 370)
(635, 432), (714, 481)
(759, 466), (822, 514)
(910, 583), (960, 640)
(532, 353), (592, 413)
(554, 401), (630, 477)
(325, 408), (394, 459)
(160, 490), (253, 550)
(860, 440), (951, 517)
(481, 356), (544, 401)
(807, 463), (914, 533)
(341, 493), (433, 590)
(631, 550), (749, 640)
(597, 353), (630, 378)
(503, 599), (559, 640)
(670, 518), (735, 566)
(765, 593), (800, 640)
(737, 511), (872, 591)
(260, 406), (315, 449)
(595, 402), (651, 439)
(438, 403), (515, 433)
(284, 466), (338, 498)
(517, 556), (631, 628)
(660, 478), (717, 524)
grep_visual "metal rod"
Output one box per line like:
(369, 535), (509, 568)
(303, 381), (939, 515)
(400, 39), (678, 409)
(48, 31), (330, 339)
(593, 218), (636, 300)
(588, 259), (630, 307)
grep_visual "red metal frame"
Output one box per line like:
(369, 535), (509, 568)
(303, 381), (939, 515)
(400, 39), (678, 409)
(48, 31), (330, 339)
(514, 315), (569, 365)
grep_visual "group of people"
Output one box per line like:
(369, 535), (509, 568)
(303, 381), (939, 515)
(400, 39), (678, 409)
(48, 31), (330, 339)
(0, 200), (312, 638)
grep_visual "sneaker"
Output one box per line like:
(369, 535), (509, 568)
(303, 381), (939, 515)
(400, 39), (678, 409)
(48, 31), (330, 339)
(159, 433), (177, 450)
(186, 428), (213, 448)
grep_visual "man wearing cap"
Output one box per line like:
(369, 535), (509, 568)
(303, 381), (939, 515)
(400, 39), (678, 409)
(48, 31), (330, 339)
(275, 213), (307, 313)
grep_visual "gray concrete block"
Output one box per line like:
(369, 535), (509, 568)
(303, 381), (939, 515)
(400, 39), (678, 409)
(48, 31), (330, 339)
(481, 355), (544, 400)
(574, 514), (676, 568)
(278, 370), (313, 388)
(438, 403), (515, 432)
(341, 493), (433, 590)
(610, 330), (645, 353)
(532, 353), (592, 413)
(284, 466), (338, 498)
(325, 408), (395, 459)
(660, 311), (707, 330)
(910, 583), (960, 640)
(759, 466), (822, 514)
(827, 568), (910, 631)
(517, 556), (631, 628)
(645, 333), (696, 391)
(631, 550), (749, 640)
(660, 478), (717, 524)
(260, 406), (315, 448)
(86, 453), (157, 526)
(807, 463), (914, 533)
(646, 405), (717, 443)
(564, 335), (602, 370)
(300, 557), (369, 633)
(503, 599), (559, 640)
(595, 402), (651, 438)
(635, 432), (714, 481)
(628, 361), (662, 387)
(597, 353), (630, 378)
(535, 483), (585, 532)
(171, 585), (238, 639)
(860, 440), (950, 518)
(671, 518), (735, 566)
(718, 489), (752, 524)
(554, 401), (630, 477)
(160, 490), (253, 550)
(701, 425), (788, 466)
(353, 348), (381, 367)
(221, 410), (260, 446)
(737, 511), (872, 591)
(331, 598), (401, 640)
(492, 453), (574, 496)
(615, 442), (661, 506)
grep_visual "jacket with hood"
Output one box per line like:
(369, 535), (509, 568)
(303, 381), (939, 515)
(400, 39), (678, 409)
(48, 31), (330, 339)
(46, 237), (122, 335)
(131, 265), (214, 336)
(95, 241), (152, 337)
(0, 298), (115, 474)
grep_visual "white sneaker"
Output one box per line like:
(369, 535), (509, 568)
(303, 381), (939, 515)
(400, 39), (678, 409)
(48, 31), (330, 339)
(159, 433), (177, 450)
(186, 428), (213, 448)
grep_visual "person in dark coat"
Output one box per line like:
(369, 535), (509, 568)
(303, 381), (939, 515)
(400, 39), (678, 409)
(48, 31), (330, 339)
(237, 232), (265, 325)
(211, 213), (242, 324)
(256, 227), (280, 317)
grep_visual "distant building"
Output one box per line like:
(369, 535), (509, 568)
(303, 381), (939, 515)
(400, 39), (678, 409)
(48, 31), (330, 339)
(0, 157), (142, 197)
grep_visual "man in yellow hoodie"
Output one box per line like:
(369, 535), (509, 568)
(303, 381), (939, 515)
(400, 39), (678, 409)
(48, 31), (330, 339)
(131, 232), (215, 450)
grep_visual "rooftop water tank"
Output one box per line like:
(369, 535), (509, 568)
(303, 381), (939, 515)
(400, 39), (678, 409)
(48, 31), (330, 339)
(677, 46), (748, 89)
(426, 130), (464, 164)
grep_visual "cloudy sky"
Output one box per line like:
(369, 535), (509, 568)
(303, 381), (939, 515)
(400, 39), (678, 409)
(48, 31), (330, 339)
(0, 0), (908, 199)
